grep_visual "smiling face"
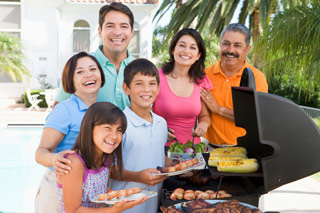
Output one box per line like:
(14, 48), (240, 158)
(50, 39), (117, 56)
(92, 122), (123, 156)
(123, 73), (159, 111)
(98, 10), (134, 57)
(73, 57), (102, 97)
(219, 31), (250, 71)
(173, 35), (201, 68)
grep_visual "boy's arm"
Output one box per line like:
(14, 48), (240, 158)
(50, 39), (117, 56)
(110, 166), (167, 186)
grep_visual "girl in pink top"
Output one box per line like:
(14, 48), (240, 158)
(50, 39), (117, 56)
(56, 102), (148, 212)
(153, 28), (212, 147)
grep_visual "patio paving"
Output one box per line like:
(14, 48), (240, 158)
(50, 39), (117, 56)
(0, 98), (49, 127)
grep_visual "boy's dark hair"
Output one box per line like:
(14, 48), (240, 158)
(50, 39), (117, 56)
(73, 102), (127, 177)
(162, 28), (206, 84)
(123, 58), (160, 88)
(99, 2), (134, 29)
(62, 52), (105, 94)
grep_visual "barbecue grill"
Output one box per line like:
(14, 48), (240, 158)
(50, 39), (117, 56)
(232, 86), (320, 193)
(161, 87), (320, 209)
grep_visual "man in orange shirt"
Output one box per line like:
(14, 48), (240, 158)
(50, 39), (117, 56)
(201, 23), (268, 146)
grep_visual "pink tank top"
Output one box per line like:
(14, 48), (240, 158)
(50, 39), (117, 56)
(153, 69), (213, 146)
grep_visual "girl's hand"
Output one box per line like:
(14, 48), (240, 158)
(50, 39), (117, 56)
(192, 122), (208, 137)
(52, 149), (75, 175)
(113, 196), (149, 212)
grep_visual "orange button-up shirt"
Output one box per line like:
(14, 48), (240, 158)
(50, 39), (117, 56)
(204, 60), (268, 145)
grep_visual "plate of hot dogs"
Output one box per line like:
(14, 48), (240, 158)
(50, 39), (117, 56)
(91, 187), (157, 205)
(154, 158), (205, 176)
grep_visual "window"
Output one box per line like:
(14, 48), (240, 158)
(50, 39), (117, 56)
(0, 0), (21, 82)
(73, 20), (90, 53)
(128, 23), (140, 58)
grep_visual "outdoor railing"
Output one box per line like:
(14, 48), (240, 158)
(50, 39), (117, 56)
(300, 105), (320, 119)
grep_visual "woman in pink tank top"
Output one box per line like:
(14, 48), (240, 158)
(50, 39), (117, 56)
(153, 28), (212, 147)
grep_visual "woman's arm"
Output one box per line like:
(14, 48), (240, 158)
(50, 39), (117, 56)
(200, 88), (234, 121)
(35, 127), (74, 175)
(61, 155), (147, 213)
(192, 100), (211, 137)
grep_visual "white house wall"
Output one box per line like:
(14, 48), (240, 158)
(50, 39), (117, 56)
(1, 0), (157, 98)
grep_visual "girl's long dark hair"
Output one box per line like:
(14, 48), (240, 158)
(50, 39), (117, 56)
(73, 102), (127, 177)
(162, 28), (206, 84)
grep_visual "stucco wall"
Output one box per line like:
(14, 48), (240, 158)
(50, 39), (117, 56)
(0, 0), (157, 98)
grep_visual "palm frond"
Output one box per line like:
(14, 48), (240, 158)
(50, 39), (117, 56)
(257, 1), (320, 94)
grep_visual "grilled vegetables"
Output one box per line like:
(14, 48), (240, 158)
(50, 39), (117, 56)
(210, 147), (247, 158)
(217, 158), (259, 173)
(208, 156), (246, 167)
(208, 147), (259, 173)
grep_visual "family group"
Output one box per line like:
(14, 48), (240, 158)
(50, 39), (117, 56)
(34, 2), (268, 213)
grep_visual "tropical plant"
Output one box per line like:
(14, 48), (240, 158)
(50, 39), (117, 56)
(152, 26), (170, 67)
(0, 32), (30, 82)
(257, 0), (320, 99)
(153, 0), (304, 47)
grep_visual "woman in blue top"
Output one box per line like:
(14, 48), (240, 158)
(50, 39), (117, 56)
(34, 52), (105, 213)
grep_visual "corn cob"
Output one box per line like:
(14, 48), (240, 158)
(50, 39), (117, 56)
(210, 147), (247, 158)
(217, 158), (259, 173)
(208, 156), (246, 167)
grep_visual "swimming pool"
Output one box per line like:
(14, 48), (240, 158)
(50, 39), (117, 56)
(0, 127), (45, 213)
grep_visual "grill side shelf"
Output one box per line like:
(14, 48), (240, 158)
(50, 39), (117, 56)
(207, 166), (263, 177)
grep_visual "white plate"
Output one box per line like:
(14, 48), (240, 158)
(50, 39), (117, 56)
(174, 200), (261, 212)
(90, 190), (157, 205)
(153, 161), (205, 176)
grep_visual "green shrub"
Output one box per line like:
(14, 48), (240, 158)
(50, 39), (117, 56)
(23, 89), (48, 108)
(313, 117), (320, 128)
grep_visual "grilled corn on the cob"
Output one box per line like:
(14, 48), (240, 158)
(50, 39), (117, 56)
(217, 158), (259, 173)
(208, 156), (246, 167)
(210, 147), (247, 158)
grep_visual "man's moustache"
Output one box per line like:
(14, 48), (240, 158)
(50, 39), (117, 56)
(222, 52), (239, 58)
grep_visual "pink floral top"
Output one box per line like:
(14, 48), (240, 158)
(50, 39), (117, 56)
(57, 153), (109, 212)
(153, 69), (213, 146)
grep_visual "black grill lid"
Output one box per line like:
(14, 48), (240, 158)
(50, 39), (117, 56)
(231, 87), (320, 193)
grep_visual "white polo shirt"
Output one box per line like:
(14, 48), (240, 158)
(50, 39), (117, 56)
(109, 107), (167, 213)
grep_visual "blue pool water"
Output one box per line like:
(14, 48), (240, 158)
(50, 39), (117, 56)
(0, 127), (45, 213)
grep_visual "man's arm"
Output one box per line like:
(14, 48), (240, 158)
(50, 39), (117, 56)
(200, 88), (234, 121)
(53, 86), (71, 108)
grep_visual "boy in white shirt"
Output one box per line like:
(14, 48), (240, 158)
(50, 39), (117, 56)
(110, 58), (172, 213)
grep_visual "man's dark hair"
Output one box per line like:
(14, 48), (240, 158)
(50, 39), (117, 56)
(99, 2), (134, 29)
(162, 28), (206, 84)
(220, 23), (251, 46)
(124, 58), (159, 88)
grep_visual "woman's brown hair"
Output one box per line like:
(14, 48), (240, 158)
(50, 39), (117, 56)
(62, 52), (105, 94)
